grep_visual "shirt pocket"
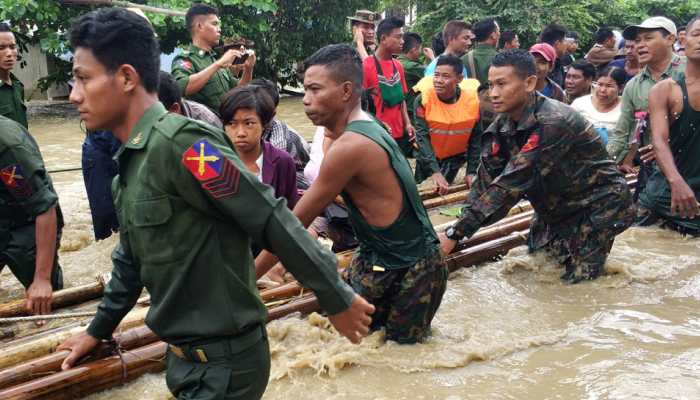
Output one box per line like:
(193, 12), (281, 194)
(0, 103), (13, 118)
(129, 195), (185, 265)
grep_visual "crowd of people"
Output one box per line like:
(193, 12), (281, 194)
(0, 4), (698, 399)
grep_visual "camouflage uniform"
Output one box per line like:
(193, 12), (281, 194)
(448, 94), (635, 283)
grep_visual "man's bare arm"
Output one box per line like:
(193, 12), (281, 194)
(255, 135), (364, 277)
(648, 80), (699, 218)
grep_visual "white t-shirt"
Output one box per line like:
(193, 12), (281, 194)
(570, 94), (622, 145)
(304, 126), (326, 184)
(255, 152), (263, 181)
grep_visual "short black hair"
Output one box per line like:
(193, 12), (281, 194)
(0, 23), (11, 33)
(566, 31), (579, 41)
(432, 31), (446, 55)
(443, 20), (471, 45)
(595, 27), (615, 44)
(500, 30), (517, 47)
(491, 49), (536, 79)
(157, 71), (181, 109)
(687, 16), (700, 31)
(219, 85), (275, 127)
(435, 54), (464, 76)
(473, 17), (498, 42)
(250, 78), (279, 107)
(303, 44), (363, 95)
(186, 3), (219, 33)
(70, 8), (160, 93)
(596, 65), (627, 88)
(376, 16), (404, 43)
(402, 32), (422, 53)
(540, 24), (567, 45)
(568, 60), (595, 79)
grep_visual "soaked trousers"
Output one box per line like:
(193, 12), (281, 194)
(344, 250), (447, 344)
(165, 328), (270, 400)
(0, 224), (63, 290)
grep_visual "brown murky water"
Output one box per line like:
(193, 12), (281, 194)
(2, 99), (699, 400)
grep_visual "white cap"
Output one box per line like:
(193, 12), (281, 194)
(623, 16), (677, 40)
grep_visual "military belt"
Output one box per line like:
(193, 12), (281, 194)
(168, 325), (265, 363)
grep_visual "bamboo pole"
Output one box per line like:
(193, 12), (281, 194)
(423, 190), (468, 210)
(59, 0), (186, 17)
(419, 184), (467, 200)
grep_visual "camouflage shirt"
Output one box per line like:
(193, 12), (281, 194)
(451, 93), (632, 242)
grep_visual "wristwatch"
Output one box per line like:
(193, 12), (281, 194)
(445, 226), (463, 241)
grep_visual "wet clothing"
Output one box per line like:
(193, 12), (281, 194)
(341, 119), (445, 342)
(0, 74), (27, 128)
(608, 54), (686, 162)
(181, 100), (223, 130)
(413, 85), (483, 184)
(171, 44), (239, 113)
(449, 94), (635, 282)
(344, 249), (446, 344)
(82, 131), (121, 240)
(0, 116), (63, 289)
(86, 103), (354, 398)
(262, 119), (310, 190)
(463, 43), (498, 85)
(638, 75), (700, 234)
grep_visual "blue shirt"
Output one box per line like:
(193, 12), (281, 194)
(424, 54), (469, 78)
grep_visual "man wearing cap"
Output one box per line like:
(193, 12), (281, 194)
(608, 17), (686, 172)
(348, 10), (380, 60)
(0, 23), (27, 128)
(172, 3), (255, 113)
(530, 43), (566, 102)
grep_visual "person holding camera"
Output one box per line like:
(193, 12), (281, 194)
(172, 3), (256, 113)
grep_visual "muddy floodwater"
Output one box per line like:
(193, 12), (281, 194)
(2, 98), (699, 400)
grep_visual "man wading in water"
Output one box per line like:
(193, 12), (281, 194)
(56, 9), (373, 400)
(440, 49), (635, 283)
(256, 44), (447, 344)
(639, 16), (700, 234)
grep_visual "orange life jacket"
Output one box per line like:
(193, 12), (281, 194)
(421, 79), (480, 160)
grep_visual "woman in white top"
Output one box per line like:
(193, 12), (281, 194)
(570, 65), (627, 145)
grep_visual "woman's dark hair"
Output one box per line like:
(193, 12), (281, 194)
(219, 85), (275, 127)
(596, 66), (626, 88)
(69, 8), (160, 93)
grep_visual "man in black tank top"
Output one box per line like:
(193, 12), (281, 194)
(641, 17), (700, 234)
(256, 44), (448, 344)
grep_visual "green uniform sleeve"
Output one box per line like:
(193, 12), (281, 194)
(466, 120), (483, 175)
(87, 232), (144, 339)
(172, 129), (354, 315)
(413, 95), (440, 176)
(0, 125), (58, 216)
(607, 84), (634, 162)
(171, 53), (194, 96)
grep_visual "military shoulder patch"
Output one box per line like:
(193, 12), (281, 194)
(520, 133), (540, 153)
(182, 139), (240, 199)
(0, 164), (32, 198)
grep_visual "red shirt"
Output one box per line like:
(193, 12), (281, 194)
(362, 56), (408, 139)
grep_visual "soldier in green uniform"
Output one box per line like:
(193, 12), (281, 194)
(58, 9), (374, 400)
(171, 3), (255, 114)
(439, 50), (635, 283)
(348, 9), (380, 60)
(256, 44), (447, 344)
(0, 23), (28, 128)
(0, 116), (63, 315)
(399, 32), (434, 124)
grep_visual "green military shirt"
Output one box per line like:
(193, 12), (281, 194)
(463, 43), (498, 85)
(171, 45), (239, 113)
(0, 116), (62, 229)
(450, 94), (632, 244)
(399, 54), (424, 123)
(87, 102), (354, 343)
(0, 74), (28, 128)
(607, 54), (686, 162)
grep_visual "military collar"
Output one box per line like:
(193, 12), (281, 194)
(188, 44), (215, 58)
(123, 102), (168, 151)
(0, 73), (21, 88)
(640, 53), (683, 81)
(473, 43), (497, 51)
(491, 93), (543, 136)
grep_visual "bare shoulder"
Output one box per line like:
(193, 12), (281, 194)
(650, 78), (680, 98)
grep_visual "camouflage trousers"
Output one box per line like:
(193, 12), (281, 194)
(343, 250), (448, 344)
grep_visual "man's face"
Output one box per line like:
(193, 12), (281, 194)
(381, 27), (404, 55)
(195, 14), (221, 46)
(678, 29), (687, 45)
(488, 65), (535, 114)
(533, 54), (552, 80)
(685, 21), (700, 62)
(70, 47), (127, 132)
(303, 65), (348, 128)
(433, 64), (461, 99)
(565, 68), (591, 98)
(635, 29), (675, 65)
(0, 32), (18, 73)
(624, 40), (637, 62)
(492, 23), (501, 44)
(505, 35), (520, 50)
(406, 44), (422, 61)
(358, 22), (375, 46)
(451, 29), (473, 55)
(553, 39), (567, 56)
(566, 39), (578, 54)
